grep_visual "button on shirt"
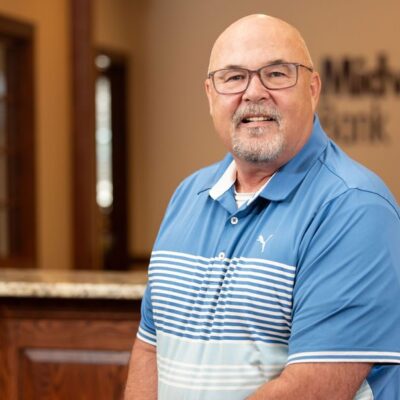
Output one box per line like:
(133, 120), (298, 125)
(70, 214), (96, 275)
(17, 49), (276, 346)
(138, 116), (400, 400)
(230, 216), (238, 225)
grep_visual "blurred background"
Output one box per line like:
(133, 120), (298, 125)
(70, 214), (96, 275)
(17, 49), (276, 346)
(0, 0), (399, 272)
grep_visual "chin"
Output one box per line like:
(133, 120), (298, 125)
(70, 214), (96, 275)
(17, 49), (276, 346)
(232, 134), (286, 163)
(232, 145), (284, 164)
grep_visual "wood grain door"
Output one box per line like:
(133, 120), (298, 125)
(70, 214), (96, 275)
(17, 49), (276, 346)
(0, 298), (140, 400)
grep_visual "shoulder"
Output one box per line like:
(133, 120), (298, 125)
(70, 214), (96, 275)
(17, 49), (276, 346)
(159, 154), (232, 217)
(315, 141), (399, 217)
(171, 154), (232, 200)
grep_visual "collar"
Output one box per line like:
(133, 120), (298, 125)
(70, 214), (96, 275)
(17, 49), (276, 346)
(209, 160), (236, 200)
(201, 115), (329, 202)
(260, 115), (328, 201)
(209, 160), (275, 203)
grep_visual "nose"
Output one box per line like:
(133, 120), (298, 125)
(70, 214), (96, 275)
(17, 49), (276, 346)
(242, 72), (271, 102)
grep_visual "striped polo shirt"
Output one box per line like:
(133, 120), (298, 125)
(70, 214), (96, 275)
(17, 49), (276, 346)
(138, 116), (400, 399)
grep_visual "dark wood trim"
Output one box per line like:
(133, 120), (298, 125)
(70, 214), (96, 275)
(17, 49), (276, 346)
(0, 14), (33, 38)
(0, 15), (35, 268)
(128, 254), (150, 270)
(95, 50), (129, 270)
(9, 29), (36, 263)
(70, 0), (99, 269)
(109, 58), (128, 269)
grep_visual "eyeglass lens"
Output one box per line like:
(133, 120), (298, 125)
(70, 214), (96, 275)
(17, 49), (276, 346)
(213, 63), (298, 94)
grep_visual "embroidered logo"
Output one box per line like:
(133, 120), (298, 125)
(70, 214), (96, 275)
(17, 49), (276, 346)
(257, 234), (273, 252)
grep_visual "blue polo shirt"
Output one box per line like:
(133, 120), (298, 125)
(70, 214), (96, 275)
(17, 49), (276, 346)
(138, 116), (400, 400)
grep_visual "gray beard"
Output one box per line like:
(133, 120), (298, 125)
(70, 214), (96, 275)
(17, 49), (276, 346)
(231, 104), (285, 163)
(231, 125), (286, 163)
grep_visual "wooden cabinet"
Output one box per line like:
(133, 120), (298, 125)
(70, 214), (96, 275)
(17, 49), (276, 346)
(0, 297), (141, 399)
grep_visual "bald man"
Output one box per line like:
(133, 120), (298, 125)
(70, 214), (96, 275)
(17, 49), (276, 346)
(124, 15), (400, 400)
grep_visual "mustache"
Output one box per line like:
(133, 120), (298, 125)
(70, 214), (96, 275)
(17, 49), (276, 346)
(232, 104), (282, 126)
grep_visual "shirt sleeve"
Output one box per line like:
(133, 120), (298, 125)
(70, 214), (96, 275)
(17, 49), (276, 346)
(288, 189), (400, 365)
(137, 284), (157, 346)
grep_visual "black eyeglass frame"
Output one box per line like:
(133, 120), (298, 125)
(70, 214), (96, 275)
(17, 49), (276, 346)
(207, 62), (314, 95)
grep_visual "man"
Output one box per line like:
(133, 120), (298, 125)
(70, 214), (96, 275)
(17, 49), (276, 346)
(125, 14), (400, 400)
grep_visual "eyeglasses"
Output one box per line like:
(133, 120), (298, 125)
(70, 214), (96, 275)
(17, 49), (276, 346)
(208, 62), (313, 95)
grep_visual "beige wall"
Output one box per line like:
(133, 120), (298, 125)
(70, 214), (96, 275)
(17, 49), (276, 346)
(1, 1), (398, 265)
(130, 0), (400, 255)
(0, 0), (72, 269)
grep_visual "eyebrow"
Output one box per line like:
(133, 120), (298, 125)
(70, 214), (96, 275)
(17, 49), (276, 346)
(219, 59), (289, 70)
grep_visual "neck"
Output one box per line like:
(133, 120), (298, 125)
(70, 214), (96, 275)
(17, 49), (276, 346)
(234, 159), (277, 193)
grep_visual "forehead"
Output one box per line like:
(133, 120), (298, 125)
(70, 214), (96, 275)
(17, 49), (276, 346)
(210, 20), (307, 71)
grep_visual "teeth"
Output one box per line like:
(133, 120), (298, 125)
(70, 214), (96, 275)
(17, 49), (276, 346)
(245, 116), (271, 122)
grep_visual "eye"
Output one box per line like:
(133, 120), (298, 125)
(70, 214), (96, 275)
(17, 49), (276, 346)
(213, 69), (247, 84)
(262, 64), (293, 80)
(269, 71), (287, 78)
(223, 72), (246, 83)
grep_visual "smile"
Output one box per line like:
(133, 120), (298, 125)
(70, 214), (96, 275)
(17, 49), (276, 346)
(242, 116), (277, 123)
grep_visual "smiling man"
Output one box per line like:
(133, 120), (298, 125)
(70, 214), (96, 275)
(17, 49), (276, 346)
(124, 15), (400, 400)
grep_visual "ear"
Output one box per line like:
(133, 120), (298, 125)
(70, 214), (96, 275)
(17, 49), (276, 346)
(204, 78), (214, 115)
(309, 72), (322, 112)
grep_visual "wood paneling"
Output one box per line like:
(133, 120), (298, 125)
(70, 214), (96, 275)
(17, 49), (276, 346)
(21, 349), (129, 399)
(71, 0), (99, 270)
(0, 297), (140, 399)
(0, 15), (35, 268)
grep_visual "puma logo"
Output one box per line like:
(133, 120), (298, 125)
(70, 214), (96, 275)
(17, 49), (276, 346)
(257, 234), (273, 252)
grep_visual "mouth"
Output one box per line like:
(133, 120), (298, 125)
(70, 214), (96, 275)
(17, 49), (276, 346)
(241, 115), (278, 124)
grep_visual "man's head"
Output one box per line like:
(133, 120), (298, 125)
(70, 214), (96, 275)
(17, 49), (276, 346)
(205, 14), (321, 170)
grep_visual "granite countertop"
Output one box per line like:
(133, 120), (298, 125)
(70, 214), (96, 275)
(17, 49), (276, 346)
(0, 268), (148, 300)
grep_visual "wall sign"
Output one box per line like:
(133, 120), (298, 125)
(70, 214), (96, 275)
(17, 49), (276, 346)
(318, 54), (399, 145)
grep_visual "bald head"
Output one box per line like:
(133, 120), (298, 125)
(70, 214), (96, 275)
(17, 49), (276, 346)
(208, 14), (313, 73)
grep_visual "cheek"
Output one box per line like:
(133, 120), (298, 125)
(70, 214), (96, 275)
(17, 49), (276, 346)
(279, 95), (314, 142)
(211, 100), (240, 148)
(281, 92), (312, 121)
(213, 99), (238, 126)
